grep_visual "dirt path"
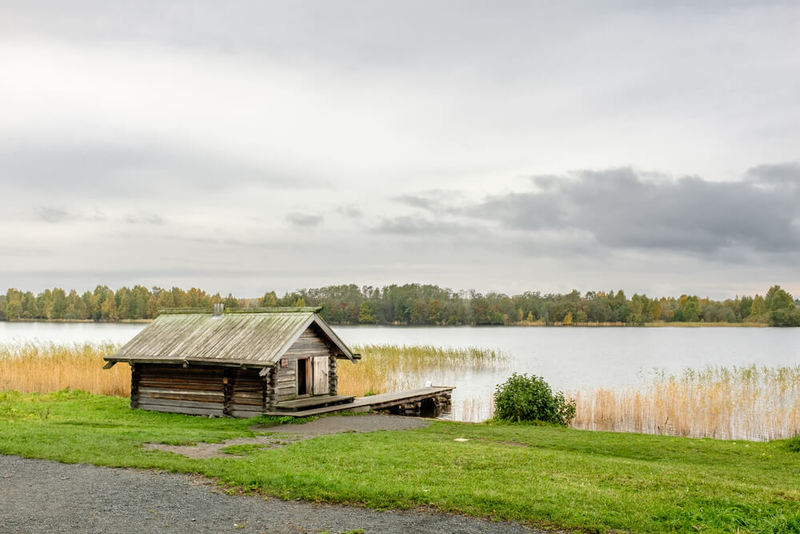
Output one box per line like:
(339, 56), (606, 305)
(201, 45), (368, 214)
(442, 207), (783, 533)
(145, 415), (430, 459)
(0, 455), (542, 534)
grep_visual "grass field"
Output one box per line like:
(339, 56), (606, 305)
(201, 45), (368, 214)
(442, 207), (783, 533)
(1, 390), (799, 533)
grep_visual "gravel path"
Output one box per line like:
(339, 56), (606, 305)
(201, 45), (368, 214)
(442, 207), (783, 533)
(0, 455), (542, 534)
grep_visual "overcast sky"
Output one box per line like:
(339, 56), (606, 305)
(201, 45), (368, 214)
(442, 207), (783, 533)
(1, 1), (798, 299)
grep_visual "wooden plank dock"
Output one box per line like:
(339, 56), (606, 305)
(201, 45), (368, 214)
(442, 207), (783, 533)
(266, 386), (454, 417)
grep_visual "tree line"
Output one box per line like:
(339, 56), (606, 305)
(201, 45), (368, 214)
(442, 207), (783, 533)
(1, 283), (798, 326)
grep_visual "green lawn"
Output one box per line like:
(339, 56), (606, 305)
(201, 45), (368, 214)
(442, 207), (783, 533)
(1, 390), (799, 533)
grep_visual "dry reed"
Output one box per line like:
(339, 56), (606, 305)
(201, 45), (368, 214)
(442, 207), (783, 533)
(338, 344), (508, 397)
(0, 342), (506, 402)
(0, 343), (129, 396)
(5, 342), (796, 441)
(457, 395), (496, 423)
(571, 365), (800, 440)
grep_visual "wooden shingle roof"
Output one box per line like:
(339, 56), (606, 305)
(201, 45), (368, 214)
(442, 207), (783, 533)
(104, 309), (357, 367)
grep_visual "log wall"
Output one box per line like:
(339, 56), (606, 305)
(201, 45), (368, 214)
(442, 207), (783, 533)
(133, 364), (268, 417)
(227, 368), (267, 418)
(135, 364), (226, 416)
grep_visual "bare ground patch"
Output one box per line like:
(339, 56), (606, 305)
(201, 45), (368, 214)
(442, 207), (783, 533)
(144, 414), (430, 459)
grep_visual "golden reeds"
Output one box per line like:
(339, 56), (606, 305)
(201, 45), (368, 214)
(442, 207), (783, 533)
(0, 343), (129, 396)
(0, 342), (506, 401)
(4, 342), (797, 440)
(457, 395), (496, 423)
(338, 344), (508, 397)
(571, 366), (800, 440)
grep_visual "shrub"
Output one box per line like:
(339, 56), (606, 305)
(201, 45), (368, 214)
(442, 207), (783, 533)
(493, 373), (576, 425)
(789, 434), (800, 453)
(768, 308), (800, 327)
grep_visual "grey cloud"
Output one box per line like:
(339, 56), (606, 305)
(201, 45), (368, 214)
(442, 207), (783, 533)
(286, 213), (323, 228)
(745, 163), (800, 190)
(125, 212), (165, 225)
(394, 195), (439, 211)
(464, 165), (800, 255)
(374, 216), (469, 236)
(394, 190), (463, 212)
(36, 207), (73, 223)
(0, 141), (318, 199)
(0, 2), (589, 68)
(35, 206), (107, 223)
(337, 205), (363, 219)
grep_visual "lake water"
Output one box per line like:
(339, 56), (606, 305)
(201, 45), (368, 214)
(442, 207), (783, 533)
(2, 322), (799, 424)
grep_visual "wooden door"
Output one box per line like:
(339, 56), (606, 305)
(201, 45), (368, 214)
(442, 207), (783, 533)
(297, 358), (308, 395)
(312, 356), (329, 395)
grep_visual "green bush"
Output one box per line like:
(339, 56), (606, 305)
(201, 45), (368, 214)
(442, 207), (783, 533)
(493, 373), (576, 425)
(768, 308), (800, 327)
(789, 435), (800, 453)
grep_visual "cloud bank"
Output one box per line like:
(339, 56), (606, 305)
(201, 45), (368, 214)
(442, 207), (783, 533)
(0, 1), (799, 298)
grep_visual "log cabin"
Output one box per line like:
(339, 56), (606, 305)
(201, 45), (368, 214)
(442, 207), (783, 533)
(103, 306), (360, 417)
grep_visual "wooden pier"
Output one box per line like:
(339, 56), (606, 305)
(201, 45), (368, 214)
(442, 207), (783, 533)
(266, 386), (454, 418)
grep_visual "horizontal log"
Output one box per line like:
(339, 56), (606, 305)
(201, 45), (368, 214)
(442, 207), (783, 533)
(136, 398), (224, 410)
(139, 387), (223, 397)
(230, 391), (264, 398)
(139, 384), (224, 395)
(229, 402), (264, 410)
(140, 392), (224, 403)
(231, 391), (262, 398)
(138, 382), (223, 390)
(230, 399), (263, 407)
(231, 392), (263, 401)
(233, 384), (264, 391)
(137, 403), (224, 417)
(140, 372), (223, 380)
(140, 367), (224, 377)
(138, 373), (223, 381)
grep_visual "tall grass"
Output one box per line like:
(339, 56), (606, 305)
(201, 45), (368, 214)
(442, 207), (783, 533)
(0, 343), (129, 396)
(338, 344), (508, 396)
(4, 342), (798, 441)
(572, 366), (800, 440)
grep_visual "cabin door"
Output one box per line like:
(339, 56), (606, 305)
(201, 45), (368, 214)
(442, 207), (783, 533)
(297, 358), (309, 395)
(312, 356), (329, 395)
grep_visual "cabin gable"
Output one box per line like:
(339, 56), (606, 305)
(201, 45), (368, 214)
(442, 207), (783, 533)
(274, 324), (338, 402)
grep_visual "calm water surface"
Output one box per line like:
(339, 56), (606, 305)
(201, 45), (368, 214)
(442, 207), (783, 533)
(2, 322), (798, 421)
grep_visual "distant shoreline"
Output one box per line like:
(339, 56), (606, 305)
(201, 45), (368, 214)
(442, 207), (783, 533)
(1, 319), (152, 324)
(0, 319), (772, 327)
